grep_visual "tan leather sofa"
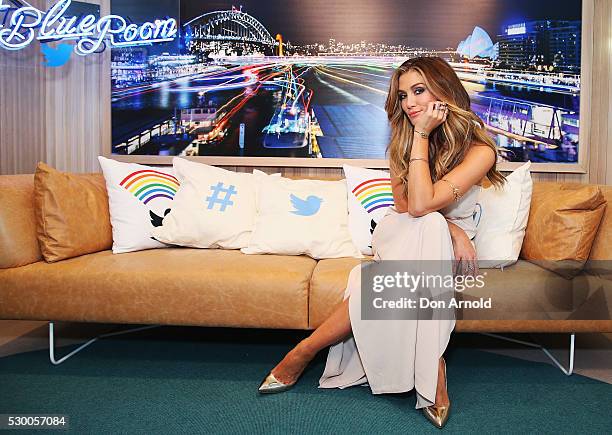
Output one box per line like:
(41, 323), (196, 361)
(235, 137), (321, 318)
(1, 174), (611, 334)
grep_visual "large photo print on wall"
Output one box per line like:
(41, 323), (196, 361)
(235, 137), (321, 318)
(110, 0), (582, 165)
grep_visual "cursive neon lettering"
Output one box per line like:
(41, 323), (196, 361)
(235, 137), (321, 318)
(0, 0), (177, 55)
(0, 6), (41, 50)
(39, 0), (71, 38)
(123, 23), (139, 42)
(139, 22), (154, 40)
(76, 14), (96, 35)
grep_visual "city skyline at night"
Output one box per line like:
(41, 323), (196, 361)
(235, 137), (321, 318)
(110, 0), (583, 163)
(179, 0), (581, 48)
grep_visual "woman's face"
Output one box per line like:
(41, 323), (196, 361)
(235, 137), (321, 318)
(398, 69), (438, 125)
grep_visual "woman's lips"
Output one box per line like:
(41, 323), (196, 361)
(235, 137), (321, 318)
(408, 110), (421, 118)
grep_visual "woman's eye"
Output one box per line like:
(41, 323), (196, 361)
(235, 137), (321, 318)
(414, 88), (424, 95)
(399, 94), (406, 100)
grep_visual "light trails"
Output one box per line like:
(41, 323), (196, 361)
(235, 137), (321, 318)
(315, 67), (388, 95)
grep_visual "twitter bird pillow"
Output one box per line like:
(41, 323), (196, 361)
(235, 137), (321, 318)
(241, 177), (363, 259)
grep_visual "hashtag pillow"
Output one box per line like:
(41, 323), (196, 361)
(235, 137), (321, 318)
(151, 158), (274, 249)
(241, 176), (363, 259)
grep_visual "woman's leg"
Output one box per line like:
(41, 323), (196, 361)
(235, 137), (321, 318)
(269, 295), (450, 407)
(269, 298), (352, 384)
(436, 356), (450, 407)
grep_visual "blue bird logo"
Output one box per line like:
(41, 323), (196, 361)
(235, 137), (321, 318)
(290, 194), (323, 216)
(41, 43), (73, 67)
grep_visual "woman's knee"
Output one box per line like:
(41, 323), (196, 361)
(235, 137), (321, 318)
(420, 211), (446, 226)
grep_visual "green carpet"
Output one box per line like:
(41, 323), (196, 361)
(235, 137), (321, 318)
(0, 327), (610, 434)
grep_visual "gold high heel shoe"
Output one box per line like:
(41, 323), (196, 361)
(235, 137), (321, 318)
(423, 357), (451, 429)
(258, 372), (296, 394)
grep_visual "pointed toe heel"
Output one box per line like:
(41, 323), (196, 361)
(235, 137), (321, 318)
(258, 372), (296, 394)
(423, 403), (451, 429)
(423, 357), (451, 428)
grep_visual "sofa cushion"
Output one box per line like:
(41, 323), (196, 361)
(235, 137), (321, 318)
(308, 257), (368, 328)
(0, 249), (315, 329)
(98, 156), (179, 254)
(474, 161), (532, 269)
(0, 174), (42, 268)
(520, 183), (606, 277)
(342, 164), (394, 256)
(241, 176), (363, 259)
(587, 185), (612, 261)
(34, 163), (113, 262)
(308, 259), (579, 329)
(152, 158), (270, 250)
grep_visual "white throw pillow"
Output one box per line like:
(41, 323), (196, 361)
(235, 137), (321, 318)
(342, 164), (395, 255)
(241, 177), (363, 259)
(152, 158), (272, 249)
(474, 161), (533, 268)
(98, 156), (179, 254)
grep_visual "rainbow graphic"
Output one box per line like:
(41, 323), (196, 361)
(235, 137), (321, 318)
(120, 170), (180, 205)
(352, 178), (394, 213)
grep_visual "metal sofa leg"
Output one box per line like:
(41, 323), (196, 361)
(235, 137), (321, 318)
(480, 332), (575, 376)
(48, 321), (160, 365)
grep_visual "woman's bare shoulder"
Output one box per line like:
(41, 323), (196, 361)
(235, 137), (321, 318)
(458, 143), (496, 187)
(466, 143), (496, 163)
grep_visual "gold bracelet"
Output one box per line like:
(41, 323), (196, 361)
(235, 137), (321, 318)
(414, 129), (429, 139)
(409, 158), (428, 165)
(441, 178), (462, 202)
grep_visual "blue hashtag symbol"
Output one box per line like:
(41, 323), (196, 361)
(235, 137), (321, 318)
(205, 182), (238, 211)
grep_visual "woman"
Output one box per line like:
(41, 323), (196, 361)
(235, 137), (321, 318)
(258, 57), (505, 429)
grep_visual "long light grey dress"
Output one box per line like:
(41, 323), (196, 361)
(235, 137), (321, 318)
(318, 185), (480, 409)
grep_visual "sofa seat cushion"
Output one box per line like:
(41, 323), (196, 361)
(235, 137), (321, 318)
(308, 257), (367, 328)
(0, 249), (316, 329)
(457, 261), (575, 321)
(308, 259), (581, 328)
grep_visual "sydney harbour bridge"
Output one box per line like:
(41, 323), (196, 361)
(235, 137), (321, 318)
(183, 9), (283, 57)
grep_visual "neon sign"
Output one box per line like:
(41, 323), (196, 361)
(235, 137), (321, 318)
(507, 23), (527, 36)
(0, 0), (177, 55)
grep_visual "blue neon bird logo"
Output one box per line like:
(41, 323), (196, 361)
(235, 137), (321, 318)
(290, 194), (323, 216)
(41, 43), (72, 67)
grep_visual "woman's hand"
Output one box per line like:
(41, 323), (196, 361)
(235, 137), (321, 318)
(414, 101), (448, 135)
(447, 221), (479, 277)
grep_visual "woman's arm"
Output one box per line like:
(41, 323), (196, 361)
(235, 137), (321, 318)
(447, 220), (479, 276)
(446, 220), (466, 241)
(408, 140), (494, 216)
(392, 169), (479, 275)
(406, 101), (495, 217)
(390, 145), (494, 216)
(390, 171), (409, 213)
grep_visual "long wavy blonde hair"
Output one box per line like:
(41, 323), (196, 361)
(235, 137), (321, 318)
(385, 56), (505, 189)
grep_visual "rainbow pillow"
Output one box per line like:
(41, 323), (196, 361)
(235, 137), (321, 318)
(98, 156), (179, 253)
(343, 164), (395, 255)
